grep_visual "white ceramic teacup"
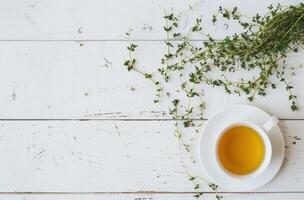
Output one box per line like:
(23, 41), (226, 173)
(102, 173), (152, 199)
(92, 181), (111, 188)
(214, 116), (279, 180)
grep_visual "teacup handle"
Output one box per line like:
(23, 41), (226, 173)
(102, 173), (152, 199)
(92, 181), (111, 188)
(262, 116), (279, 132)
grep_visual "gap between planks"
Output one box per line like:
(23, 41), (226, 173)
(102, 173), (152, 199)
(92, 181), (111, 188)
(0, 39), (221, 42)
(0, 191), (303, 195)
(0, 118), (301, 121)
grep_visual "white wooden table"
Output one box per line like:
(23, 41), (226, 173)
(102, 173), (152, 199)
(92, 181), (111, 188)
(0, 0), (303, 199)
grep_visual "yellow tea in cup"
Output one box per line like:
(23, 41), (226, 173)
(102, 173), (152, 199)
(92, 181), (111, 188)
(217, 125), (265, 175)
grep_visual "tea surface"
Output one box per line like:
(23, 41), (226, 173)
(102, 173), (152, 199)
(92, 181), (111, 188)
(218, 125), (265, 175)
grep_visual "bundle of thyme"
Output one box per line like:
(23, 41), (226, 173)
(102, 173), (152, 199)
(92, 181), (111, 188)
(123, 3), (304, 199)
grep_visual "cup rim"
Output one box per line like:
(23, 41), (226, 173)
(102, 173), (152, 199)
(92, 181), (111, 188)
(215, 121), (272, 180)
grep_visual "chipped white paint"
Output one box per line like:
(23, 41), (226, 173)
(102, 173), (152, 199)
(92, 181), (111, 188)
(0, 42), (303, 119)
(0, 0), (303, 199)
(0, 120), (303, 192)
(0, 0), (302, 40)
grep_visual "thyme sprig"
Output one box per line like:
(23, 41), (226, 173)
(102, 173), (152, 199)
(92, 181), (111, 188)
(161, 3), (304, 111)
(124, 38), (162, 103)
(123, 3), (303, 199)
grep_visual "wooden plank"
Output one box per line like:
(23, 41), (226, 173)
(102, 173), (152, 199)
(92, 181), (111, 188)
(0, 41), (303, 119)
(0, 0), (302, 40)
(0, 193), (303, 200)
(0, 120), (302, 192)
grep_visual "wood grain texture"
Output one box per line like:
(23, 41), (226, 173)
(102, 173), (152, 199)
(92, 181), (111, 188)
(0, 0), (302, 40)
(0, 41), (303, 119)
(0, 193), (303, 200)
(1, 0), (304, 197)
(0, 120), (302, 192)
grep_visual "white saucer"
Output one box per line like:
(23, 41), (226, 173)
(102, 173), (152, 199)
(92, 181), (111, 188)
(198, 104), (284, 191)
